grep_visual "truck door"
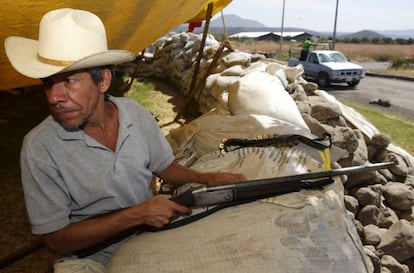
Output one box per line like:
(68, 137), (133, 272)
(305, 53), (319, 78)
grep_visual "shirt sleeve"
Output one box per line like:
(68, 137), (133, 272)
(20, 135), (71, 235)
(139, 105), (175, 173)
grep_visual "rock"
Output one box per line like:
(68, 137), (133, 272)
(347, 129), (369, 166)
(378, 207), (399, 229)
(371, 134), (392, 148)
(363, 224), (383, 246)
(345, 169), (385, 189)
(353, 185), (382, 206)
(406, 175), (414, 188)
(377, 220), (414, 262)
(378, 168), (396, 182)
(380, 267), (392, 273)
(369, 99), (391, 107)
(344, 194), (359, 215)
(331, 126), (359, 154)
(302, 82), (318, 96)
(383, 182), (414, 211)
(403, 257), (414, 273)
(374, 151), (409, 177)
(381, 255), (410, 273)
(364, 245), (380, 273)
(309, 98), (342, 123)
(357, 205), (381, 226)
(296, 101), (312, 115)
(301, 113), (331, 138)
(395, 208), (414, 222)
(290, 84), (308, 102)
(353, 219), (365, 238)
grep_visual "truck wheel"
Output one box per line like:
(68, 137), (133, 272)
(317, 73), (330, 88)
(347, 80), (360, 87)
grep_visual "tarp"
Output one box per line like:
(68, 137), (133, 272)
(0, 0), (231, 90)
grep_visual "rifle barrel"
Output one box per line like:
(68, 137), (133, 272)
(174, 162), (395, 207)
(210, 161), (395, 189)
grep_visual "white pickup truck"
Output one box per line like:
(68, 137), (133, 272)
(288, 50), (364, 88)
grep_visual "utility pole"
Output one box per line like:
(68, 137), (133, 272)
(279, 0), (286, 57)
(332, 0), (339, 49)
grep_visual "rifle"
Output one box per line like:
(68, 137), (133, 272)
(170, 162), (395, 207)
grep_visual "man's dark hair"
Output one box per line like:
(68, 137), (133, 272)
(41, 65), (114, 89)
(88, 65), (113, 85)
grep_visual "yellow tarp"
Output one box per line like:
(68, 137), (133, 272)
(0, 0), (230, 90)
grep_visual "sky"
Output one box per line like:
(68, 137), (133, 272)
(215, 0), (414, 33)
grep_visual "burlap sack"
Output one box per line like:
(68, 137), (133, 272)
(227, 71), (309, 130)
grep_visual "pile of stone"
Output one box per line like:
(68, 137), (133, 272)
(133, 32), (414, 273)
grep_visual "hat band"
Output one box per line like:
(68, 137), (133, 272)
(37, 54), (74, 66)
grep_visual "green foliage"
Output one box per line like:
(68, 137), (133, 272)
(125, 79), (155, 109)
(375, 54), (393, 62)
(338, 37), (413, 45)
(391, 57), (414, 69)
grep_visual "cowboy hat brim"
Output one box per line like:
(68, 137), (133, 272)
(5, 36), (136, 79)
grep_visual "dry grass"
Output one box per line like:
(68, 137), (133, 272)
(230, 40), (414, 61)
(335, 43), (414, 62)
(230, 40), (293, 56)
(229, 40), (414, 77)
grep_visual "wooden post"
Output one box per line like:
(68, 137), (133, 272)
(174, 3), (214, 122)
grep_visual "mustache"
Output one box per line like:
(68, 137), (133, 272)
(49, 103), (78, 113)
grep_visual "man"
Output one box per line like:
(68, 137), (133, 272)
(300, 37), (316, 61)
(4, 8), (245, 273)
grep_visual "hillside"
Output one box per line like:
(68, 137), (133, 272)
(339, 30), (386, 40)
(209, 14), (265, 28)
(173, 14), (413, 39)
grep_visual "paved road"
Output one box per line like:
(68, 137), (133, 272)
(324, 75), (414, 122)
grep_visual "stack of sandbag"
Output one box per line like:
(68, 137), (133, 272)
(124, 32), (414, 273)
(135, 31), (220, 96)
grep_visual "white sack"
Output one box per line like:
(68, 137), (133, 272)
(227, 71), (309, 130)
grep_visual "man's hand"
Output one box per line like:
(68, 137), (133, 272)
(156, 162), (246, 187)
(134, 195), (191, 228)
(42, 195), (190, 255)
(201, 172), (246, 186)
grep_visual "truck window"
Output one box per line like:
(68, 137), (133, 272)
(308, 53), (318, 64)
(329, 52), (348, 62)
(319, 53), (330, 63)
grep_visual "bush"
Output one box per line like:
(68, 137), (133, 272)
(391, 57), (414, 69)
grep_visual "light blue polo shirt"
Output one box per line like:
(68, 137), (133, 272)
(20, 95), (174, 265)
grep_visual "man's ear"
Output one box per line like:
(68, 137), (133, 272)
(99, 69), (112, 93)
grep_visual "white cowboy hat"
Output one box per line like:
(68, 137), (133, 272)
(4, 8), (136, 79)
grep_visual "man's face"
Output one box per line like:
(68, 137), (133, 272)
(42, 70), (101, 129)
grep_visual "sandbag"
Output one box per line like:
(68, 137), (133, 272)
(170, 113), (315, 166)
(108, 147), (370, 273)
(227, 71), (309, 130)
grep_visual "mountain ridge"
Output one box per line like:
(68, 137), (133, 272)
(187, 14), (413, 39)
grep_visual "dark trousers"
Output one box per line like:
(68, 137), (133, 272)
(300, 50), (308, 61)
